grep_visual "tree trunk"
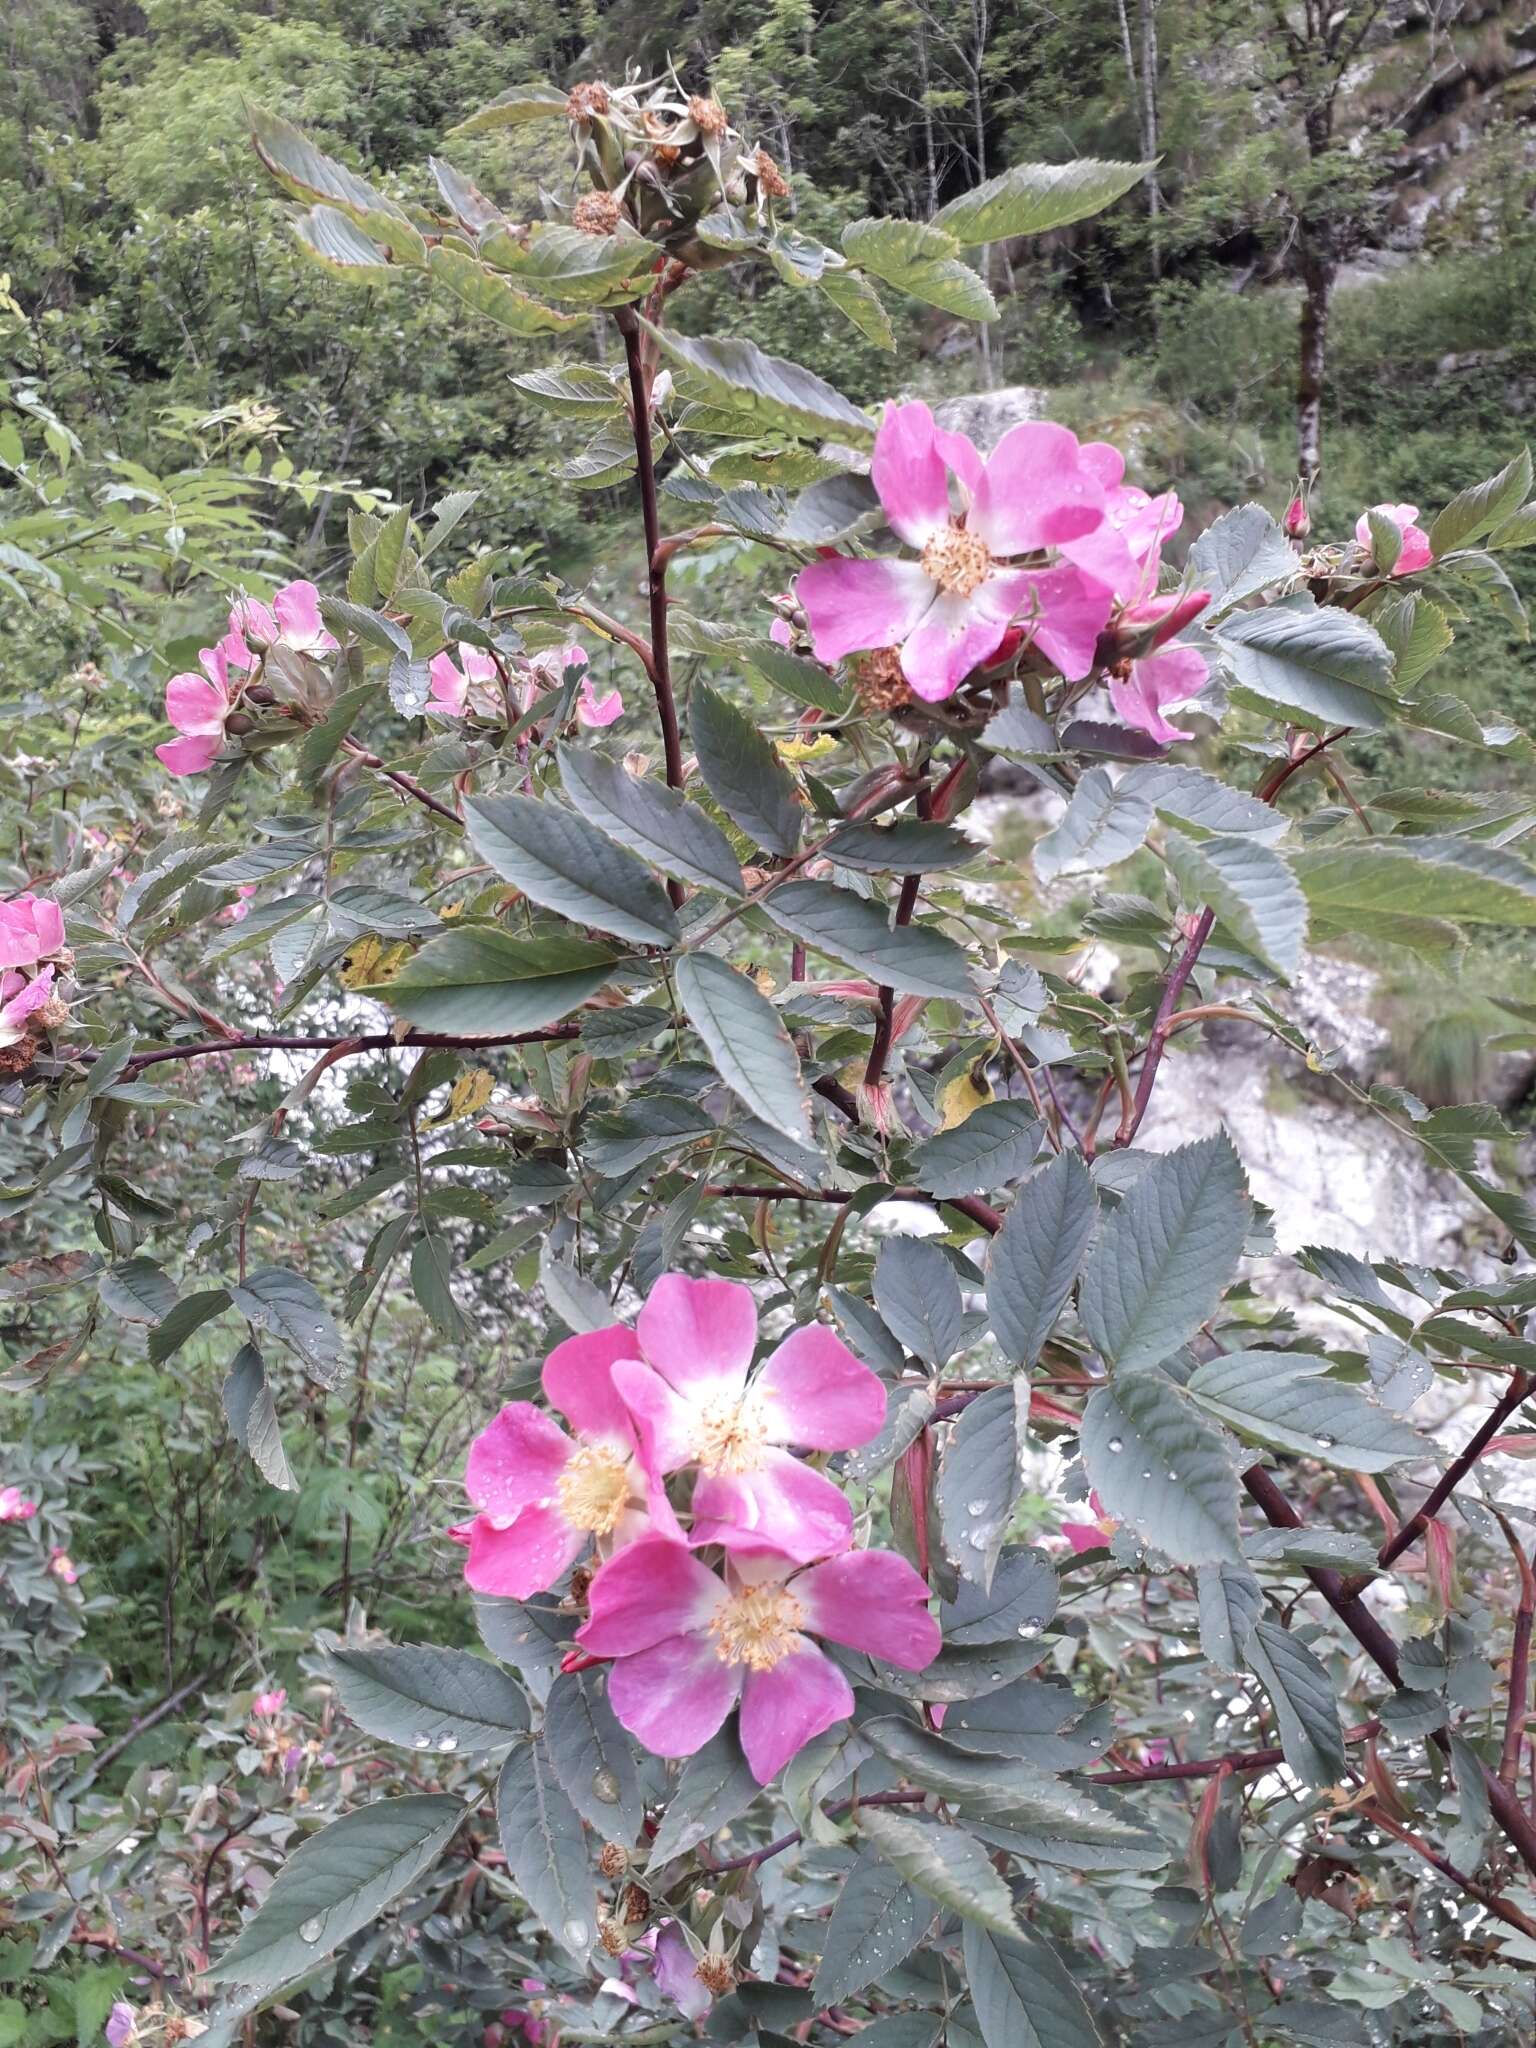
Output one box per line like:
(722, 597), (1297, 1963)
(1139, 0), (1161, 279)
(1296, 238), (1332, 481)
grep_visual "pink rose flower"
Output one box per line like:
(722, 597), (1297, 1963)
(427, 642), (498, 716)
(252, 1688), (287, 1716)
(1061, 1490), (1118, 1554)
(650, 1920), (713, 2020)
(611, 1273), (886, 1563)
(230, 579), (339, 657)
(219, 884), (257, 925)
(530, 643), (622, 728)
(0, 965), (56, 1048)
(155, 640), (235, 777)
(0, 1485), (39, 1521)
(797, 400), (1121, 702)
(104, 2001), (136, 2047)
(458, 1328), (662, 1599)
(1109, 642), (1210, 747)
(0, 892), (66, 970)
(577, 1533), (939, 1781)
(49, 1547), (79, 1584)
(1355, 503), (1433, 576)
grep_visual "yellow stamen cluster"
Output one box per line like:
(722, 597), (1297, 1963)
(555, 1443), (630, 1534)
(707, 1585), (805, 1671)
(920, 522), (992, 599)
(690, 1391), (768, 1475)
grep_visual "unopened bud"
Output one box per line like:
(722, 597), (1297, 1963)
(572, 191), (622, 236)
(598, 1841), (628, 1878)
(1284, 495), (1310, 539)
(1116, 589), (1211, 656)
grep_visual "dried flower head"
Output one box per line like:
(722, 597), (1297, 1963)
(687, 95), (728, 137)
(598, 1840), (629, 1878)
(572, 191), (623, 236)
(653, 143), (682, 168)
(695, 1953), (736, 1997)
(754, 148), (790, 199)
(566, 81), (610, 122)
(853, 646), (911, 712)
(599, 1915), (629, 1956)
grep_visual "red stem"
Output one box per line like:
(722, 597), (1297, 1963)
(1376, 1372), (1531, 1567)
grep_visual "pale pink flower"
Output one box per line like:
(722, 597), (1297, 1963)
(769, 617), (793, 647)
(1061, 1490), (1117, 1554)
(1355, 502), (1433, 576)
(577, 1533), (939, 1781)
(155, 641), (235, 777)
(457, 1328), (662, 1599)
(0, 1485), (38, 1521)
(1109, 643), (1210, 746)
(427, 642), (498, 716)
(0, 965), (56, 1048)
(797, 400), (1120, 701)
(251, 1688), (287, 1717)
(611, 1273), (886, 1563)
(49, 1547), (79, 1584)
(0, 892), (65, 970)
(529, 643), (622, 728)
(219, 884), (257, 925)
(230, 579), (339, 657)
(650, 1921), (713, 2021)
(104, 2002), (137, 2047)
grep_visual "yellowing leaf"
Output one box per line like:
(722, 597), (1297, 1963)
(937, 1067), (992, 1131)
(776, 733), (839, 764)
(341, 936), (413, 989)
(428, 1067), (496, 1126)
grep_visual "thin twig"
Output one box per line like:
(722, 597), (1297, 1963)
(1376, 1373), (1531, 1567)
(1496, 1510), (1536, 1790)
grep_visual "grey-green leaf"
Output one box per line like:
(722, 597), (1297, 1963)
(227, 1266), (344, 1386)
(987, 1152), (1096, 1368)
(1215, 595), (1396, 729)
(641, 322), (874, 443)
(809, 1849), (933, 2009)
(1081, 1373), (1242, 1566)
(1033, 767), (1153, 883)
(208, 1794), (464, 1988)
(1186, 1350), (1431, 1471)
(495, 1739), (598, 1959)
(690, 680), (804, 856)
(910, 1101), (1042, 1200)
(1244, 1622), (1347, 1787)
(329, 1645), (529, 1754)
(464, 793), (679, 947)
(221, 1342), (296, 1492)
(1078, 1136), (1250, 1372)
(542, 1670), (646, 1841)
(382, 929), (619, 1035)
(646, 1723), (761, 1868)
(874, 1235), (962, 1364)
(1187, 504), (1298, 614)
(963, 1920), (1104, 2048)
(938, 1383), (1029, 1589)
(675, 951), (814, 1146)
(1197, 1562), (1263, 1669)
(558, 744), (744, 896)
(935, 157), (1146, 245)
(1163, 829), (1307, 981)
(765, 880), (974, 999)
(856, 1807), (1017, 1939)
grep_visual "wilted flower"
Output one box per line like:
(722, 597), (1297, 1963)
(0, 964), (57, 1049)
(104, 2002), (136, 2047)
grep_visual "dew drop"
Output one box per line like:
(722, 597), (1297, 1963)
(988, 1670), (1002, 1682)
(1088, 1738), (1103, 1751)
(1140, 1468), (1152, 1481)
(1166, 1470), (1179, 1484)
(564, 1919), (588, 1949)
(412, 1733), (432, 1750)
(1016, 1616), (1044, 1639)
(1317, 1433), (1336, 1451)
(300, 1918), (324, 1944)
(966, 1500), (988, 1518)
(592, 1766), (621, 1805)
(1106, 1437), (1123, 1454)
(968, 1530), (988, 1551)
(437, 1733), (458, 1753)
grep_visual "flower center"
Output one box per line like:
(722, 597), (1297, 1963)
(555, 1444), (630, 1535)
(920, 522), (992, 599)
(691, 1391), (768, 1476)
(707, 1585), (805, 1671)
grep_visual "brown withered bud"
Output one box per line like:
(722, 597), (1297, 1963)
(572, 191), (623, 236)
(36, 996), (72, 1031)
(621, 1881), (649, 1924)
(567, 1564), (593, 1605)
(598, 1916), (628, 1957)
(598, 1841), (628, 1879)
(853, 646), (911, 712)
(688, 95), (728, 137)
(566, 81), (610, 122)
(754, 148), (790, 199)
(653, 143), (682, 168)
(695, 1954), (736, 1997)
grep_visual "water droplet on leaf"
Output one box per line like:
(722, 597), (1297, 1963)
(412, 1733), (432, 1750)
(300, 1918), (324, 1944)
(592, 1767), (621, 1804)
(437, 1733), (458, 1753)
(564, 1919), (588, 1949)
(1106, 1437), (1123, 1454)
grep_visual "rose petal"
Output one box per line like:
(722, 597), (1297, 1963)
(797, 557), (937, 666)
(969, 421), (1106, 557)
(463, 1506), (587, 1598)
(988, 565), (1115, 682)
(577, 1533), (725, 1655)
(756, 1324), (886, 1451)
(635, 1272), (757, 1398)
(739, 1638), (855, 1782)
(611, 1357), (699, 1477)
(274, 579), (338, 651)
(577, 677), (624, 727)
(230, 596), (278, 644)
(165, 672), (229, 738)
(936, 426), (985, 498)
(155, 733), (223, 776)
(691, 1449), (854, 1564)
(871, 400), (951, 548)
(1109, 642), (1209, 746)
(899, 589), (1008, 702)
(652, 1922), (712, 2020)
(427, 651), (467, 713)
(606, 1632), (741, 1759)
(794, 1548), (941, 1669)
(465, 1403), (572, 1518)
(542, 1327), (642, 1449)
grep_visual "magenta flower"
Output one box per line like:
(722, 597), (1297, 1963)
(797, 400), (1120, 701)
(0, 1485), (39, 1522)
(650, 1921), (713, 2021)
(230, 579), (339, 658)
(219, 884), (257, 925)
(0, 892), (65, 970)
(0, 965), (56, 1049)
(610, 1273), (886, 1563)
(457, 1328), (662, 1599)
(155, 640), (236, 777)
(49, 1547), (79, 1584)
(427, 641), (498, 716)
(529, 643), (622, 728)
(1355, 502), (1433, 576)
(1061, 1490), (1117, 1554)
(1109, 643), (1210, 746)
(577, 1533), (939, 1781)
(104, 2002), (136, 2047)
(251, 1687), (287, 1717)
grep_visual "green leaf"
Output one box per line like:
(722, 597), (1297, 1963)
(290, 205), (395, 279)
(938, 1384), (1029, 1588)
(510, 363), (623, 419)
(675, 951), (813, 1146)
(381, 929), (618, 1034)
(221, 1342), (295, 1492)
(842, 217), (996, 321)
(464, 794), (679, 947)
(1119, 762), (1289, 843)
(248, 104), (426, 264)
(1185, 1350), (1430, 1472)
(826, 821), (978, 872)
(495, 1739), (598, 1960)
(1163, 829), (1307, 981)
(410, 1232), (469, 1342)
(963, 1920), (1104, 2048)
(765, 880), (975, 999)
(559, 745), (743, 896)
(819, 264), (896, 349)
(939, 1545), (1059, 1646)
(640, 322), (874, 444)
(479, 222), (651, 303)
(427, 246), (584, 336)
(935, 158), (1147, 244)
(646, 1723), (761, 1868)
(452, 84), (571, 132)
(585, 1094), (716, 1176)
(690, 680), (804, 856)
(208, 1794), (464, 1988)
(149, 1287), (232, 1362)
(986, 1153), (1096, 1368)
(1081, 1372), (1242, 1566)
(538, 1242), (614, 1335)
(1293, 838), (1536, 947)
(1370, 592), (1455, 689)
(1033, 767), (1152, 882)
(1215, 595), (1396, 729)
(1244, 1622), (1346, 1786)
(810, 1849), (932, 2008)
(1187, 505), (1298, 614)
(98, 1257), (178, 1323)
(856, 1808), (1017, 1940)
(329, 1645), (529, 1754)
(1196, 1562), (1263, 1669)
(227, 1266), (344, 1386)
(1078, 1136), (1250, 1372)
(1428, 449), (1533, 556)
(909, 1101), (1042, 1199)
(874, 1236), (962, 1364)
(542, 1670), (645, 1841)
